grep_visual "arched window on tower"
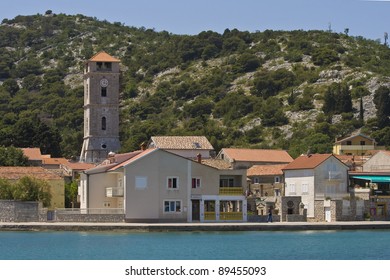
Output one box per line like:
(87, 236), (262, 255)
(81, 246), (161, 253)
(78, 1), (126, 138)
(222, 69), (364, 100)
(102, 117), (107, 130)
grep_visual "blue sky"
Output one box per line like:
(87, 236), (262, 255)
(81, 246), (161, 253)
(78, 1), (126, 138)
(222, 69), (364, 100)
(1, 0), (389, 41)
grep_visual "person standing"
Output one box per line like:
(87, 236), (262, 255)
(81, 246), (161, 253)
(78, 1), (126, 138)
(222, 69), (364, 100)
(267, 208), (273, 223)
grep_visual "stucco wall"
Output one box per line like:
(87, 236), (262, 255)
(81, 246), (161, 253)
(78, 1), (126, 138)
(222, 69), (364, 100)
(363, 152), (390, 172)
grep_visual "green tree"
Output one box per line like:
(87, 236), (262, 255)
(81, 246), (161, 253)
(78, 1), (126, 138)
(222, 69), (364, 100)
(13, 176), (52, 207)
(65, 180), (78, 208)
(0, 178), (14, 199)
(0, 146), (29, 166)
(374, 86), (390, 129)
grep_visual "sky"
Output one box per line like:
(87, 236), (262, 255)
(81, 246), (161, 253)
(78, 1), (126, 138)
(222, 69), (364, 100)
(0, 0), (389, 41)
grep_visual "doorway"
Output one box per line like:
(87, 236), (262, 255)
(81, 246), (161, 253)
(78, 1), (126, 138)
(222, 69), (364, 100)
(325, 207), (331, 222)
(192, 200), (200, 221)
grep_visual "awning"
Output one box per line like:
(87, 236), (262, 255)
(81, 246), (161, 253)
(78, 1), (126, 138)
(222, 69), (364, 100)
(351, 175), (390, 183)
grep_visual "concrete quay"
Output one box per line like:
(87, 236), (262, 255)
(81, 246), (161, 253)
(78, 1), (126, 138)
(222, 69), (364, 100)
(1, 221), (390, 232)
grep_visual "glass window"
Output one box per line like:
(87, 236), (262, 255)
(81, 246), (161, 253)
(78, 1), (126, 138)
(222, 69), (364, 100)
(192, 178), (201, 188)
(167, 177), (178, 189)
(164, 200), (181, 213)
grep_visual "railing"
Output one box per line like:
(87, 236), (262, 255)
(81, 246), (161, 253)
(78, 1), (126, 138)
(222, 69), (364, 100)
(219, 187), (244, 195)
(106, 187), (124, 197)
(55, 208), (124, 215)
(314, 193), (350, 200)
(339, 145), (375, 151)
(220, 212), (243, 221)
(204, 212), (216, 221)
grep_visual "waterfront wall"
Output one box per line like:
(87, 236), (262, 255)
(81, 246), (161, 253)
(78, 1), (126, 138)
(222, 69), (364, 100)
(55, 212), (125, 223)
(0, 200), (40, 222)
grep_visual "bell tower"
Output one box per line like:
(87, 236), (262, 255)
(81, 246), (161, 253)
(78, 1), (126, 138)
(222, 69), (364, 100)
(80, 51), (121, 163)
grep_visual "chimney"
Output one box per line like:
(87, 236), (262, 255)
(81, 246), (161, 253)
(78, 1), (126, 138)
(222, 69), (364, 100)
(140, 141), (147, 151)
(108, 151), (116, 164)
(197, 153), (202, 163)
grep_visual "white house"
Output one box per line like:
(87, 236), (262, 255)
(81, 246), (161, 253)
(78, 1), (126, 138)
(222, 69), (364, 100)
(79, 148), (247, 223)
(283, 154), (349, 221)
(362, 150), (390, 172)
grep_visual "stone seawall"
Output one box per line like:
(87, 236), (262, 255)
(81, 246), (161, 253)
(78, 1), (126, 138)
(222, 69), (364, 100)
(2, 221), (390, 232)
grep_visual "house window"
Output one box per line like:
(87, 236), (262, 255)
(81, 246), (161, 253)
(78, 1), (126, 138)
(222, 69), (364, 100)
(164, 200), (181, 213)
(274, 176), (280, 183)
(135, 176), (147, 190)
(101, 117), (106, 130)
(346, 141), (352, 145)
(220, 178), (234, 187)
(302, 182), (309, 194)
(192, 178), (201, 189)
(288, 183), (296, 194)
(360, 141), (366, 146)
(254, 177), (260, 184)
(167, 177), (179, 189)
(101, 87), (107, 97)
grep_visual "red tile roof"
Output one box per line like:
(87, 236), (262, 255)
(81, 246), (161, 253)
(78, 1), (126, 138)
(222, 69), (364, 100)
(221, 148), (293, 163)
(88, 51), (120, 62)
(62, 161), (95, 171)
(42, 157), (68, 165)
(335, 133), (374, 143)
(109, 149), (157, 171)
(0, 167), (62, 180)
(247, 164), (287, 176)
(282, 154), (333, 170)
(21, 148), (42, 161)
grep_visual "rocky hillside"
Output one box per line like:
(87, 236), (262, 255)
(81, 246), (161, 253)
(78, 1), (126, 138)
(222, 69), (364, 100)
(1, 12), (390, 158)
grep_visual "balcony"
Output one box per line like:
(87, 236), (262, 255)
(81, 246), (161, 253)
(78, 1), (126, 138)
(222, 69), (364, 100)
(219, 187), (244, 196)
(339, 145), (375, 152)
(204, 212), (216, 221)
(105, 187), (124, 197)
(220, 212), (243, 221)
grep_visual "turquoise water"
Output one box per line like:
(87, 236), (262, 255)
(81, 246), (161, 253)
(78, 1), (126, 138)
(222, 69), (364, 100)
(0, 230), (389, 260)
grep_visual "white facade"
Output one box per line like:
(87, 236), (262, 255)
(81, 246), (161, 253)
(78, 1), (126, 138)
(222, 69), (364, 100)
(363, 151), (390, 172)
(284, 156), (349, 218)
(79, 149), (247, 222)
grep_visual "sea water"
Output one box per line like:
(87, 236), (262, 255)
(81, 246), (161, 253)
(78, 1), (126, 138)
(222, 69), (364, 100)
(0, 230), (389, 260)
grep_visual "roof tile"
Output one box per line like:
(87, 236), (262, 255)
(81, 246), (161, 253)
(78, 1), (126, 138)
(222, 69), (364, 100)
(282, 154), (333, 170)
(149, 136), (214, 150)
(221, 148), (293, 163)
(88, 51), (120, 62)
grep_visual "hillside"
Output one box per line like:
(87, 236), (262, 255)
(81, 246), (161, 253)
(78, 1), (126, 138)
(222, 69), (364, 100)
(1, 12), (390, 158)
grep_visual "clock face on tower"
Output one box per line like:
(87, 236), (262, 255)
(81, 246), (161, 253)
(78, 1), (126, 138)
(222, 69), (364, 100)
(100, 78), (109, 87)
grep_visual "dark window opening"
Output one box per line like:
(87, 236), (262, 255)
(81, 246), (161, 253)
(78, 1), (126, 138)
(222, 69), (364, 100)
(360, 141), (366, 146)
(101, 87), (107, 97)
(102, 117), (106, 130)
(346, 141), (352, 145)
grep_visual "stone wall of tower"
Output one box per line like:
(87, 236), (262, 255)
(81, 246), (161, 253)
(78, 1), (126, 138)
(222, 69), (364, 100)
(80, 52), (121, 163)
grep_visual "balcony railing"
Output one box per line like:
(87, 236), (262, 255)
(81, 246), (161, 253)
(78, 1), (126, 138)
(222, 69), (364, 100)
(339, 145), (375, 151)
(220, 212), (243, 221)
(219, 187), (244, 196)
(106, 187), (124, 197)
(204, 212), (216, 221)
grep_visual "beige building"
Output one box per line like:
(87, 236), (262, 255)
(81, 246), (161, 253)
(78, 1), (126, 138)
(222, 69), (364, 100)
(79, 149), (247, 222)
(80, 51), (121, 163)
(0, 167), (65, 209)
(283, 154), (349, 222)
(333, 133), (376, 156)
